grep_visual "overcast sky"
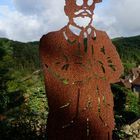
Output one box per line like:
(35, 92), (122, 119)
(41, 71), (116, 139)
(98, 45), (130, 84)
(0, 0), (140, 42)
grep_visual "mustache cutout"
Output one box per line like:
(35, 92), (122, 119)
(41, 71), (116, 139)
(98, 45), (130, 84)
(74, 9), (92, 17)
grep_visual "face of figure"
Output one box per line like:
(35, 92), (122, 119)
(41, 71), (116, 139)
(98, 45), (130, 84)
(65, 0), (101, 28)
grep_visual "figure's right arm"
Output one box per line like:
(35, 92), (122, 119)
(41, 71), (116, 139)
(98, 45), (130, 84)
(39, 31), (61, 65)
(39, 32), (62, 81)
(39, 33), (56, 90)
(39, 33), (54, 67)
(39, 35), (47, 65)
(39, 35), (49, 78)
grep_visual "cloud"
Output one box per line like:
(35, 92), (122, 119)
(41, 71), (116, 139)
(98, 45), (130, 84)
(113, 0), (140, 36)
(13, 0), (48, 15)
(0, 0), (140, 42)
(94, 0), (140, 37)
(0, 0), (68, 42)
(0, 29), (7, 37)
(0, 5), (44, 42)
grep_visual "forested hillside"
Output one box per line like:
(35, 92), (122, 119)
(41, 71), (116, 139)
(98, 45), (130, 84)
(0, 38), (47, 139)
(1, 35), (140, 73)
(0, 35), (140, 139)
(0, 38), (40, 72)
(112, 35), (140, 73)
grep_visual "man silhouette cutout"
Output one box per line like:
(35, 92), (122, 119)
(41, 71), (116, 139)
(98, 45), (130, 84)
(39, 0), (123, 139)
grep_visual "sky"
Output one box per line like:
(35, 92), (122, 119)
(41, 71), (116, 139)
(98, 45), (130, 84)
(0, 0), (140, 42)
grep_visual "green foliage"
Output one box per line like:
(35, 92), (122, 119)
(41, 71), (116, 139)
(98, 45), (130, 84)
(0, 38), (48, 139)
(0, 38), (40, 73)
(125, 91), (140, 115)
(112, 35), (140, 74)
(1, 35), (140, 139)
(112, 84), (140, 125)
(112, 84), (140, 139)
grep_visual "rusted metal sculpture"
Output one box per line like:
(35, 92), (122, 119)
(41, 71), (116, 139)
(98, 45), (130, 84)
(39, 0), (123, 139)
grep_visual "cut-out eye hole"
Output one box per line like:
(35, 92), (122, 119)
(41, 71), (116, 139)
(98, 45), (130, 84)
(76, 0), (83, 6)
(88, 0), (94, 6)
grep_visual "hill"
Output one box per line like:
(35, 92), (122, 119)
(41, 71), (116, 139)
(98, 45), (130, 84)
(0, 38), (47, 139)
(0, 38), (40, 72)
(1, 35), (140, 72)
(0, 35), (140, 139)
(112, 35), (140, 73)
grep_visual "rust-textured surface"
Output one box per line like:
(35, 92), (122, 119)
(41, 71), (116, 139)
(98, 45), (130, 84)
(39, 0), (123, 140)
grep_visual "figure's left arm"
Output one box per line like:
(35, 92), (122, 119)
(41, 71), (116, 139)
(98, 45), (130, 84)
(102, 32), (124, 83)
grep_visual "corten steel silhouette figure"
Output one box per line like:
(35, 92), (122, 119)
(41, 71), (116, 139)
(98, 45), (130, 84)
(39, 0), (123, 139)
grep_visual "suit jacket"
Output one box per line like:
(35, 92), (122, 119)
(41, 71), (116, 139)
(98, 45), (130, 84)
(39, 25), (123, 140)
